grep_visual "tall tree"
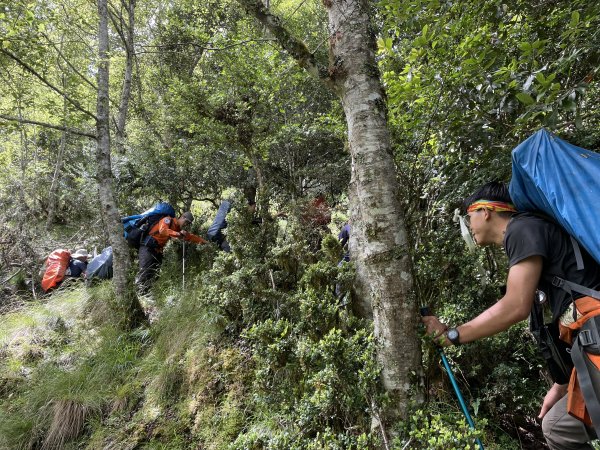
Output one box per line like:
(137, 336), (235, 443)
(111, 0), (136, 155)
(96, 0), (145, 328)
(237, 0), (422, 434)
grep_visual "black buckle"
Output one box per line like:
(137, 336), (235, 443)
(579, 329), (595, 347)
(552, 276), (565, 288)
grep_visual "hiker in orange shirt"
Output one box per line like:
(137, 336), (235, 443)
(136, 211), (207, 293)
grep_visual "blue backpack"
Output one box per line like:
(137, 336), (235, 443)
(86, 246), (113, 281)
(510, 129), (600, 440)
(122, 202), (176, 249)
(509, 129), (600, 265)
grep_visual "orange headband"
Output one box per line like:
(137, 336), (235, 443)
(467, 200), (517, 213)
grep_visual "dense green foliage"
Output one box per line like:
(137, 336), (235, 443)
(0, 211), (383, 449)
(378, 0), (600, 445)
(1, 0), (600, 448)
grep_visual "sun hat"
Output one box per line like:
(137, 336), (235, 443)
(72, 248), (90, 259)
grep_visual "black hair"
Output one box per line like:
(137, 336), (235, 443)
(462, 181), (512, 213)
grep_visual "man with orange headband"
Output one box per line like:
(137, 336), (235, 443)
(423, 181), (600, 449)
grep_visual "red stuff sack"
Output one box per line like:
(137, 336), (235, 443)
(41, 249), (71, 292)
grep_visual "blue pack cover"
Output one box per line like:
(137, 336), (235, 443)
(86, 246), (113, 280)
(121, 202), (176, 237)
(509, 129), (600, 263)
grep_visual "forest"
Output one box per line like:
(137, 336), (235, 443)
(1, 0), (599, 448)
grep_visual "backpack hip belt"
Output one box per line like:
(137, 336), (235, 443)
(570, 316), (600, 436)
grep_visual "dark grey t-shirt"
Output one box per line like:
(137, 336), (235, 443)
(504, 213), (600, 321)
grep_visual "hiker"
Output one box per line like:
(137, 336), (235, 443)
(422, 181), (600, 449)
(207, 200), (232, 253)
(65, 248), (90, 278)
(300, 193), (331, 252)
(338, 222), (351, 263)
(207, 198), (287, 253)
(136, 212), (208, 294)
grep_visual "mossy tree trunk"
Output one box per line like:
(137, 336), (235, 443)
(237, 0), (423, 437)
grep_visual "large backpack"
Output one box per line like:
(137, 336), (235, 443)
(509, 129), (600, 435)
(122, 202), (176, 249)
(41, 249), (71, 292)
(509, 129), (600, 265)
(86, 246), (113, 281)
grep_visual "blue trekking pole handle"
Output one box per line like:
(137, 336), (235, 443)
(421, 306), (484, 450)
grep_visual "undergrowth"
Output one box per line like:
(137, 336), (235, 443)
(0, 205), (540, 449)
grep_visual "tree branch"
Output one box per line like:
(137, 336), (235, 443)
(0, 114), (97, 139)
(41, 32), (98, 92)
(0, 48), (98, 121)
(108, 4), (128, 50)
(235, 0), (334, 90)
(136, 38), (278, 55)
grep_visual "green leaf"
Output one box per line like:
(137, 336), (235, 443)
(518, 42), (532, 53)
(384, 37), (393, 51)
(535, 72), (546, 84)
(562, 97), (576, 112)
(570, 11), (580, 28)
(516, 93), (535, 105)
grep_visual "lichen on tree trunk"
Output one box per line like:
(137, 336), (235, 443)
(238, 0), (424, 436)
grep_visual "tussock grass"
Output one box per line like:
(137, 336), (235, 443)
(82, 280), (120, 326)
(0, 315), (143, 449)
(41, 399), (89, 450)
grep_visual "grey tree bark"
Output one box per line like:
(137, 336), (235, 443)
(46, 75), (67, 231)
(96, 0), (145, 328)
(237, 0), (423, 436)
(113, 0), (135, 154)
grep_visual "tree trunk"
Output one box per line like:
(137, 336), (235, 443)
(46, 77), (68, 230)
(237, 0), (423, 434)
(96, 0), (145, 329)
(115, 0), (135, 154)
(328, 0), (423, 428)
(17, 100), (29, 220)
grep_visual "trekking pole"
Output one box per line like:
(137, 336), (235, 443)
(421, 306), (484, 450)
(182, 241), (186, 290)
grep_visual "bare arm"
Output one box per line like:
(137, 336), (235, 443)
(423, 255), (543, 345)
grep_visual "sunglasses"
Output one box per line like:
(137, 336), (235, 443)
(462, 208), (488, 227)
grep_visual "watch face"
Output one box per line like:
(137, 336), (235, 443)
(447, 329), (459, 342)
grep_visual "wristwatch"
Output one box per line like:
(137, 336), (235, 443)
(446, 328), (461, 345)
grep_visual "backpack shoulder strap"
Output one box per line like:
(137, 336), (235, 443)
(552, 276), (600, 300)
(571, 236), (585, 271)
(530, 212), (585, 270)
(148, 214), (174, 236)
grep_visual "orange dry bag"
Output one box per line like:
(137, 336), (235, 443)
(41, 249), (71, 292)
